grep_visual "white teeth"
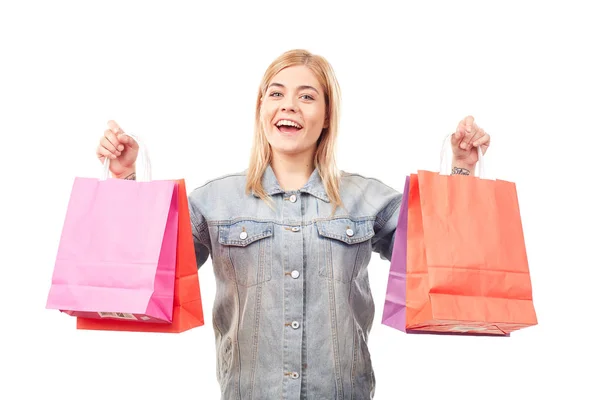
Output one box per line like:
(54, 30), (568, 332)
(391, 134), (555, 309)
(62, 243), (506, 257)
(276, 120), (302, 129)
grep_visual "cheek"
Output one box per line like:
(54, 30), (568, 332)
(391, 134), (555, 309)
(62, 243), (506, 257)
(261, 103), (278, 123)
(306, 107), (327, 130)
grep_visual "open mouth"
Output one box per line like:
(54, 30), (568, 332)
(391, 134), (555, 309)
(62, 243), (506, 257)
(276, 119), (303, 134)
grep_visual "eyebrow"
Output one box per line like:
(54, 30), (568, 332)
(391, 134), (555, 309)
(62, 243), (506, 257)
(268, 82), (320, 95)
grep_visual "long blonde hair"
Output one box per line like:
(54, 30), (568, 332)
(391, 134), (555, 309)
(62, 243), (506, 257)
(245, 49), (343, 211)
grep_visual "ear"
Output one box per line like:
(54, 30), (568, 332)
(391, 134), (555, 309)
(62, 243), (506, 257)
(323, 117), (329, 129)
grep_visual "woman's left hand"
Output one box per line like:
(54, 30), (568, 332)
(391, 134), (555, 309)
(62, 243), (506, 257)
(451, 115), (491, 169)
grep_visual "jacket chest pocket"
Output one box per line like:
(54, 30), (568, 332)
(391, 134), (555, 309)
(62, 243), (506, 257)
(316, 218), (374, 284)
(218, 220), (274, 287)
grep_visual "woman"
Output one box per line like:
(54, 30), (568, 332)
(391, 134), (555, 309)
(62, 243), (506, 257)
(96, 49), (490, 399)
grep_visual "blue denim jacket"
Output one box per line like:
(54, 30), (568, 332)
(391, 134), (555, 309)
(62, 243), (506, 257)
(188, 165), (402, 400)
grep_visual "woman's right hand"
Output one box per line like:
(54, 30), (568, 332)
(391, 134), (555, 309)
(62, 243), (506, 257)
(96, 120), (139, 178)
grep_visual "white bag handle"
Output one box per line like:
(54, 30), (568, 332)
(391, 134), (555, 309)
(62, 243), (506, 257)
(439, 132), (485, 178)
(100, 133), (152, 182)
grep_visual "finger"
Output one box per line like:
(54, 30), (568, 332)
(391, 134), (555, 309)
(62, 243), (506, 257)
(97, 145), (119, 160)
(107, 120), (123, 135)
(117, 132), (139, 150)
(460, 124), (477, 150)
(451, 123), (465, 145)
(464, 127), (484, 150)
(473, 133), (491, 150)
(464, 115), (475, 134)
(452, 127), (463, 143)
(103, 129), (123, 152)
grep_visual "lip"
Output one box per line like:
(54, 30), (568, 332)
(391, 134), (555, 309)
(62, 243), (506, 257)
(274, 118), (304, 129)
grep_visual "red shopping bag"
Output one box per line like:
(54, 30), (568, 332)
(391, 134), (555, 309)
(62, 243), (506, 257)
(403, 170), (537, 335)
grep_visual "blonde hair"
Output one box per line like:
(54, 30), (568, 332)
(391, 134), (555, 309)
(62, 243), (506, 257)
(245, 49), (343, 212)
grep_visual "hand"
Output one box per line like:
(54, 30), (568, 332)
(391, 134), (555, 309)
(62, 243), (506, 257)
(451, 115), (491, 169)
(95, 120), (139, 178)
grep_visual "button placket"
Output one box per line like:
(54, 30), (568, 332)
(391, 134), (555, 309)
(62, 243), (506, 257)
(282, 191), (303, 396)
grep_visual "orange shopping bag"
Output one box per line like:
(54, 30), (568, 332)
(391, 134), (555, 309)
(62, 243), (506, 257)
(405, 170), (537, 335)
(76, 179), (204, 333)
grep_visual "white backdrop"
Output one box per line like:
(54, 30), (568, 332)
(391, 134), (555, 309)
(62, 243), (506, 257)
(1, 1), (598, 399)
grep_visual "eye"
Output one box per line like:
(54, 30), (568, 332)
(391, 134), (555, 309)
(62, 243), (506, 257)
(300, 94), (315, 100)
(269, 91), (283, 97)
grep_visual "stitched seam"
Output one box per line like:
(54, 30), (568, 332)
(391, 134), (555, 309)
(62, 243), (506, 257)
(341, 171), (399, 193)
(350, 326), (358, 400)
(326, 239), (344, 399)
(190, 172), (247, 192)
(219, 231), (274, 246)
(222, 243), (243, 400)
(208, 215), (376, 226)
(317, 231), (374, 244)
(249, 238), (266, 399)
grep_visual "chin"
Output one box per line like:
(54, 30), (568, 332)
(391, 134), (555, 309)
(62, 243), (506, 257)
(270, 144), (304, 156)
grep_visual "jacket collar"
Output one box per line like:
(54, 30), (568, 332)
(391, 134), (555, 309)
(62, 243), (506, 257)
(252, 164), (330, 203)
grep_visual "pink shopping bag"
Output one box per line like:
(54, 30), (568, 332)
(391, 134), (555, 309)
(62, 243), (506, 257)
(46, 176), (179, 323)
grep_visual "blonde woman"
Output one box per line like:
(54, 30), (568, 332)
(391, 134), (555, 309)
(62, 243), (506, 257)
(96, 49), (491, 399)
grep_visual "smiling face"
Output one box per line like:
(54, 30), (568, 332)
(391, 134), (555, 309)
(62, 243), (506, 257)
(260, 65), (328, 160)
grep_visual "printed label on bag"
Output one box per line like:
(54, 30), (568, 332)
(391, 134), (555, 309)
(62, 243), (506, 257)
(140, 316), (151, 321)
(448, 325), (488, 333)
(98, 312), (137, 320)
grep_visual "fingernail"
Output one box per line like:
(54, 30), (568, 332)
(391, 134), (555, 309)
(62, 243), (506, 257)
(460, 142), (467, 150)
(466, 127), (471, 133)
(118, 145), (124, 151)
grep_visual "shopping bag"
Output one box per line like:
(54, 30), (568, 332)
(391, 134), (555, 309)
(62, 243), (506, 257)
(381, 175), (410, 332)
(403, 170), (538, 335)
(46, 134), (179, 323)
(76, 179), (205, 333)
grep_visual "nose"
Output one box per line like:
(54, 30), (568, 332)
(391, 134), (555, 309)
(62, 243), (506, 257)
(281, 98), (298, 112)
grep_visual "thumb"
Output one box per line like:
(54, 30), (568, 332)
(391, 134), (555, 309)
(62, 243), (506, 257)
(118, 133), (139, 150)
(451, 126), (464, 145)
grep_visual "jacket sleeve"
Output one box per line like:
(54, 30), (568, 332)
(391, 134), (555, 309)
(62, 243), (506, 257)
(188, 196), (212, 269)
(371, 192), (402, 262)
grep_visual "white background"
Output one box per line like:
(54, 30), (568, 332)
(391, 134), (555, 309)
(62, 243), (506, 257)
(1, 0), (599, 399)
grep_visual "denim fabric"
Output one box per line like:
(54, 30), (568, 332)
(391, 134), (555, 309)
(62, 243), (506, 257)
(188, 165), (402, 400)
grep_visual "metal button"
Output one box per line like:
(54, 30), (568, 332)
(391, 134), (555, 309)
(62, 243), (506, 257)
(346, 228), (354, 237)
(291, 226), (300, 232)
(239, 231), (248, 240)
(291, 270), (300, 279)
(291, 372), (299, 379)
(289, 194), (297, 203)
(291, 321), (300, 329)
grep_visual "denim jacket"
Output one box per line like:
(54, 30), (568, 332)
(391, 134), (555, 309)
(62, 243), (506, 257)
(188, 165), (402, 400)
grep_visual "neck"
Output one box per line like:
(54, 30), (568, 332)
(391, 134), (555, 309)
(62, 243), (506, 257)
(270, 148), (315, 191)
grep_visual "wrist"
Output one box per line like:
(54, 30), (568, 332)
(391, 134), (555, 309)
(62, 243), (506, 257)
(113, 166), (136, 180)
(451, 158), (475, 175)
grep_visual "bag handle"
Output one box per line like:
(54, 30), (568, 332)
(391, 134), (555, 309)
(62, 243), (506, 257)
(100, 133), (152, 182)
(439, 133), (485, 178)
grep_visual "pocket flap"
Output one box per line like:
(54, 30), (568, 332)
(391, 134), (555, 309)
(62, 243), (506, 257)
(219, 220), (274, 247)
(316, 218), (374, 245)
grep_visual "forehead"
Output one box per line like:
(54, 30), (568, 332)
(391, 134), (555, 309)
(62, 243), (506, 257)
(269, 65), (321, 89)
